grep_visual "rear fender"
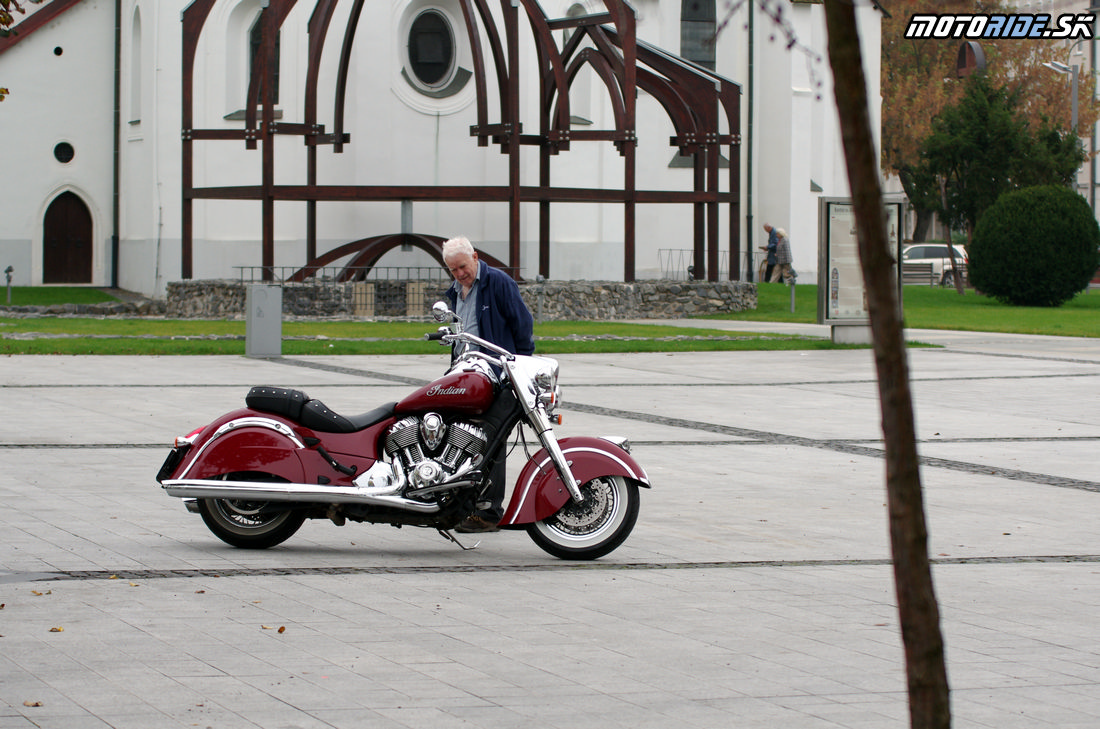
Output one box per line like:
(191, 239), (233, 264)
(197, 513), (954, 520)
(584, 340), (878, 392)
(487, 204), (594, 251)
(500, 436), (650, 526)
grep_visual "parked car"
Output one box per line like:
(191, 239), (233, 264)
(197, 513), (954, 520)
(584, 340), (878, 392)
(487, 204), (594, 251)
(901, 243), (968, 286)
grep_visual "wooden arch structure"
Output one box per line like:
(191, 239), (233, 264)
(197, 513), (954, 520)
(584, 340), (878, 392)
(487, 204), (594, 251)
(181, 0), (741, 282)
(283, 233), (509, 283)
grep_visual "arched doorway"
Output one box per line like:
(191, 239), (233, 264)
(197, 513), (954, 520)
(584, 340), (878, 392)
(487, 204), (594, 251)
(43, 191), (93, 284)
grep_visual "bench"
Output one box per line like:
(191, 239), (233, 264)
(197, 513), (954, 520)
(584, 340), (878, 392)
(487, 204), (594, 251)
(901, 262), (935, 285)
(942, 265), (967, 287)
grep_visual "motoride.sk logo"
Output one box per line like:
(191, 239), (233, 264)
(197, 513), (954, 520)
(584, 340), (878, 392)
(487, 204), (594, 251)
(905, 13), (1095, 40)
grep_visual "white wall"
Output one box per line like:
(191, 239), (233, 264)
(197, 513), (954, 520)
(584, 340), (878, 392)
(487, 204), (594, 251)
(0, 1), (115, 286)
(2, 0), (883, 297)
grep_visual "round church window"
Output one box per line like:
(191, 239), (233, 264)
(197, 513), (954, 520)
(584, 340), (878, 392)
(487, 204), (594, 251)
(407, 10), (454, 87)
(54, 142), (75, 164)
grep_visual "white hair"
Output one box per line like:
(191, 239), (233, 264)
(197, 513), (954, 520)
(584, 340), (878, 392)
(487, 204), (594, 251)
(775, 228), (787, 239)
(442, 236), (476, 261)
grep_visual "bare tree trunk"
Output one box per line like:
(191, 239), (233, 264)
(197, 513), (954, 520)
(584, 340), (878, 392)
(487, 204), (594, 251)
(822, 3), (951, 728)
(911, 208), (934, 243)
(939, 178), (965, 294)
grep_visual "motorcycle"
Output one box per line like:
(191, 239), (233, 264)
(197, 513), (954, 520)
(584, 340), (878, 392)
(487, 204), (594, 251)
(156, 301), (650, 560)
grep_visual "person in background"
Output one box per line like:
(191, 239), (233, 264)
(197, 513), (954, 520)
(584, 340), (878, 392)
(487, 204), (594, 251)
(761, 223), (779, 282)
(775, 228), (795, 284)
(441, 236), (535, 533)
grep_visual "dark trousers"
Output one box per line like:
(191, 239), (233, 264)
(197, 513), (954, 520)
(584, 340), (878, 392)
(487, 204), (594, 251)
(481, 456), (506, 522)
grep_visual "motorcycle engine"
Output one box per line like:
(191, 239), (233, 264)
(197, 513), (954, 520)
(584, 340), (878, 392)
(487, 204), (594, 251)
(383, 414), (488, 497)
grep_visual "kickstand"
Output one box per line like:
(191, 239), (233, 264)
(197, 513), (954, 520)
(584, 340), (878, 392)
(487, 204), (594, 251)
(438, 529), (480, 551)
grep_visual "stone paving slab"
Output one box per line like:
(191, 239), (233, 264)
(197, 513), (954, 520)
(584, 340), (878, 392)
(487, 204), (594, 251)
(1, 329), (1098, 728)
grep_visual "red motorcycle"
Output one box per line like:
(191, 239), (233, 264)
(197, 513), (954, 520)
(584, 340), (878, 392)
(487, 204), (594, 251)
(156, 302), (650, 560)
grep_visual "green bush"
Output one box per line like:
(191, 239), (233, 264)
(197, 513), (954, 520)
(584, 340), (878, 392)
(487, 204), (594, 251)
(970, 185), (1100, 307)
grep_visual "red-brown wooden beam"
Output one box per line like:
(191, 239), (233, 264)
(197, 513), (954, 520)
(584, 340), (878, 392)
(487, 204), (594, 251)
(186, 184), (737, 204)
(181, 0), (219, 280)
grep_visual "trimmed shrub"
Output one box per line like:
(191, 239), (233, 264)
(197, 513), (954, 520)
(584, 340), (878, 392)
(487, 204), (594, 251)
(970, 185), (1100, 307)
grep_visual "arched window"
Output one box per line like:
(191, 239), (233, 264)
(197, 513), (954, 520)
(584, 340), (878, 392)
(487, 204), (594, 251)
(129, 6), (142, 124)
(563, 3), (586, 45)
(563, 4), (592, 125)
(680, 0), (716, 71)
(249, 11), (280, 105)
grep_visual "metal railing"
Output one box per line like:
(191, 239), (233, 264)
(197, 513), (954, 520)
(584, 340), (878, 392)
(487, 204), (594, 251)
(236, 266), (452, 317)
(236, 266), (451, 283)
(658, 249), (730, 280)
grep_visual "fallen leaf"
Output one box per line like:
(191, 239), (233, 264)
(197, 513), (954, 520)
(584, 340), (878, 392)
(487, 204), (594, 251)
(195, 590), (205, 594)
(23, 701), (42, 707)
(109, 575), (119, 580)
(129, 583), (139, 587)
(49, 627), (63, 633)
(261, 625), (274, 630)
(277, 626), (286, 634)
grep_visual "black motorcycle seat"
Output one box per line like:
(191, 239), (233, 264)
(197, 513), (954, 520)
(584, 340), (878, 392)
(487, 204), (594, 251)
(300, 399), (396, 433)
(246, 386), (396, 433)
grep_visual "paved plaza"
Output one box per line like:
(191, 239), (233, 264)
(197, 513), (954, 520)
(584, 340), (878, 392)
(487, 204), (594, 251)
(1, 322), (1098, 728)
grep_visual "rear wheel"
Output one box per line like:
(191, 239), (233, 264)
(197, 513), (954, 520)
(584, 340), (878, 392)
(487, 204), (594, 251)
(527, 476), (640, 560)
(197, 473), (306, 549)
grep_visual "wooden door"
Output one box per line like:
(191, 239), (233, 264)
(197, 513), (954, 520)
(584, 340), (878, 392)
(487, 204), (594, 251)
(43, 192), (92, 284)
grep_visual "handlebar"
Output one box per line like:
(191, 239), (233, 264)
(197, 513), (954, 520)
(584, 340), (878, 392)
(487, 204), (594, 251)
(425, 330), (447, 341)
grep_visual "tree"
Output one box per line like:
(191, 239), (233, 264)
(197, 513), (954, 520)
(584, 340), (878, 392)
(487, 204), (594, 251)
(920, 74), (1028, 237)
(921, 73), (1086, 240)
(970, 185), (1100, 306)
(0, 0), (43, 101)
(880, 0), (973, 240)
(715, 1), (953, 725)
(824, 2), (951, 727)
(880, 0), (1100, 241)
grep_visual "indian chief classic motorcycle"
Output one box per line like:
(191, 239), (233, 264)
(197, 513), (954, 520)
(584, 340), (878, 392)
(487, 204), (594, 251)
(156, 302), (650, 560)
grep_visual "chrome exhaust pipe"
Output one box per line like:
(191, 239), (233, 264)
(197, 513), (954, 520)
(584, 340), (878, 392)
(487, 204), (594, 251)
(161, 478), (442, 514)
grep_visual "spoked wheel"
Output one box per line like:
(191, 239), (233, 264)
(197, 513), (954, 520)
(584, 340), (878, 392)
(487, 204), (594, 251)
(527, 475), (640, 560)
(197, 474), (306, 549)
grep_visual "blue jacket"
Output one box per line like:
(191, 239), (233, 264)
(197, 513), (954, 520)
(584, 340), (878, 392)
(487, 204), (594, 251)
(445, 260), (535, 356)
(766, 229), (778, 265)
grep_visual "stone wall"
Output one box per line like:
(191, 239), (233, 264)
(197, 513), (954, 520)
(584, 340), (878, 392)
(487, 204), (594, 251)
(165, 279), (756, 320)
(523, 280), (755, 320)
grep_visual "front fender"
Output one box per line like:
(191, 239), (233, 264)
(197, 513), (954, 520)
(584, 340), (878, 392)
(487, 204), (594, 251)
(500, 436), (650, 527)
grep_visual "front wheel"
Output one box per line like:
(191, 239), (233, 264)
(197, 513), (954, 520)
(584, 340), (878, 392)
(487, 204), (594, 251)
(527, 476), (640, 560)
(197, 474), (306, 549)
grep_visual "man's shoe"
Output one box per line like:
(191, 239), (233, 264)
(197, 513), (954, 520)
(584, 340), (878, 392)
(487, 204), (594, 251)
(454, 515), (500, 533)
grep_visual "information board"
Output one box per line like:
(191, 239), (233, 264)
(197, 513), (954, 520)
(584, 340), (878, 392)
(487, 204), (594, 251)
(817, 198), (905, 325)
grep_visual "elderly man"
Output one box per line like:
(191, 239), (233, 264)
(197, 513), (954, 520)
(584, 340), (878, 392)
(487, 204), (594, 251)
(441, 236), (534, 533)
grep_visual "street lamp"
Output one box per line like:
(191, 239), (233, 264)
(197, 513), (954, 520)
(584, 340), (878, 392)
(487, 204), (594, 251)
(1043, 37), (1093, 211)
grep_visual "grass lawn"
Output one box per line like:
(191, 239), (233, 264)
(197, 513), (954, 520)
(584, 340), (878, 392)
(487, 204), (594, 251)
(0, 315), (842, 356)
(2, 287), (118, 306)
(714, 282), (1100, 338)
(1, 283), (1095, 355)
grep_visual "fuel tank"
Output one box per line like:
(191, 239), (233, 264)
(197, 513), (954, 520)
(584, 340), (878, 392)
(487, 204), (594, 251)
(395, 370), (495, 415)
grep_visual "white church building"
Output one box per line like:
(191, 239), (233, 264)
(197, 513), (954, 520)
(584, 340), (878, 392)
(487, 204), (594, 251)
(0, 0), (882, 298)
